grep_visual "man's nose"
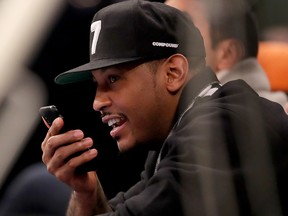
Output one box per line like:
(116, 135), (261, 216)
(93, 92), (111, 112)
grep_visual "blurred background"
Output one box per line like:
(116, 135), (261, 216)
(0, 0), (287, 214)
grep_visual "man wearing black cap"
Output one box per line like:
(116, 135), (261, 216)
(41, 1), (288, 216)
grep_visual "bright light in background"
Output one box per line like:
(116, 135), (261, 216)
(0, 0), (64, 102)
(0, 0), (65, 188)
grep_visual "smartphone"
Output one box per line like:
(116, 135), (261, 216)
(39, 105), (62, 127)
(39, 105), (107, 173)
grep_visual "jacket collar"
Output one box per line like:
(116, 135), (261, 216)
(174, 67), (219, 124)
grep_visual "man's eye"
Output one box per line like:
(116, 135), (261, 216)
(108, 76), (119, 83)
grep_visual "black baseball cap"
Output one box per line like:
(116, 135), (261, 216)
(55, 0), (205, 85)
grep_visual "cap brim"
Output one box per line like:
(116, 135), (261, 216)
(55, 57), (144, 85)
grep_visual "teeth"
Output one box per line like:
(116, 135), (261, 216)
(108, 118), (121, 127)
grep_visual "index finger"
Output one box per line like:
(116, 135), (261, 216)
(41, 117), (64, 151)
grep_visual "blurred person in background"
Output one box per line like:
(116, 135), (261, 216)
(41, 1), (288, 215)
(258, 25), (288, 112)
(166, 0), (288, 112)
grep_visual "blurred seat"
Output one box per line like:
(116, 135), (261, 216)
(258, 41), (288, 92)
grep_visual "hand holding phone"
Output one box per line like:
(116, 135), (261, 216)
(39, 105), (99, 173)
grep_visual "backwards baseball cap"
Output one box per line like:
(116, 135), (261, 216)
(55, 0), (205, 85)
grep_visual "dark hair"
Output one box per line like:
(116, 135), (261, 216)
(198, 0), (259, 57)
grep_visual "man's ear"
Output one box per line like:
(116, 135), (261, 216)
(216, 39), (245, 70)
(165, 54), (189, 94)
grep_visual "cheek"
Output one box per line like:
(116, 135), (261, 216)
(129, 92), (158, 126)
(116, 92), (161, 151)
(131, 91), (167, 141)
(125, 89), (160, 130)
(119, 76), (158, 117)
(116, 71), (166, 144)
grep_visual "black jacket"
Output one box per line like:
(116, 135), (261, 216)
(104, 68), (288, 216)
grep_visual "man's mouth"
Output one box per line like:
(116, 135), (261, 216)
(102, 114), (126, 129)
(102, 115), (127, 139)
(108, 117), (125, 128)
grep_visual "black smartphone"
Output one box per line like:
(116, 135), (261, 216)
(39, 105), (62, 127)
(39, 105), (106, 173)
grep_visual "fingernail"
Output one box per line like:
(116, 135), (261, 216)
(88, 149), (97, 155)
(82, 138), (92, 147)
(73, 130), (83, 138)
(54, 117), (61, 126)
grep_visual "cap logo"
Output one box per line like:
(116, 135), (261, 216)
(90, 20), (102, 55)
(152, 42), (179, 48)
